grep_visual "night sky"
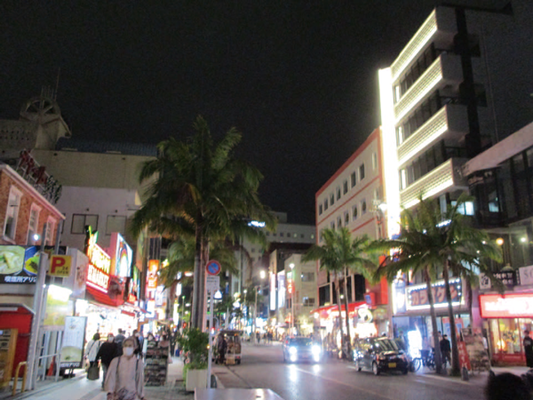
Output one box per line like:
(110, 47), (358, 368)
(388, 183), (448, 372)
(0, 1), (509, 224)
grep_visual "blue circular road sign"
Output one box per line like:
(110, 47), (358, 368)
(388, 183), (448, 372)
(206, 260), (222, 276)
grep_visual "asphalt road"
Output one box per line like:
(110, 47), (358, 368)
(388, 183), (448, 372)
(213, 343), (488, 400)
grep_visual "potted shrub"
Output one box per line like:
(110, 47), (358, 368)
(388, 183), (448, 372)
(178, 328), (209, 391)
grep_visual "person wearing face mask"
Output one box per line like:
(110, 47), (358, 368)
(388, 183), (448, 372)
(104, 338), (146, 400)
(96, 334), (120, 389)
(129, 330), (142, 356)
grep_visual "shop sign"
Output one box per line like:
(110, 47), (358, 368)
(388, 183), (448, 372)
(479, 293), (533, 318)
(270, 273), (276, 311)
(43, 285), (73, 327)
(49, 255), (72, 277)
(60, 316), (87, 369)
(86, 230), (111, 293)
(109, 233), (132, 277)
(519, 265), (533, 286)
(147, 260), (159, 291)
(480, 270), (519, 289)
(457, 341), (471, 370)
(393, 276), (407, 314)
(277, 273), (286, 309)
(406, 278), (462, 311)
(16, 150), (62, 204)
(0, 245), (39, 284)
(287, 279), (294, 295)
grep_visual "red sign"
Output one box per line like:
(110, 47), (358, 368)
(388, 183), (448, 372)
(457, 341), (471, 370)
(206, 260), (221, 276)
(480, 293), (533, 318)
(287, 279), (294, 295)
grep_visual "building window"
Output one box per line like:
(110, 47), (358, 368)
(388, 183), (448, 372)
(27, 205), (41, 244)
(343, 180), (348, 194)
(303, 297), (315, 306)
(351, 171), (357, 188)
(372, 152), (378, 171)
(310, 234), (315, 239)
(106, 215), (126, 235)
(337, 217), (342, 229)
(359, 164), (365, 180)
(280, 232), (284, 237)
(400, 169), (407, 190)
(344, 212), (350, 226)
(293, 233), (298, 238)
(361, 200), (367, 214)
(330, 193), (335, 206)
(336, 187), (341, 201)
(330, 221), (335, 230)
(45, 217), (57, 246)
(301, 273), (315, 282)
(3, 187), (22, 241)
(319, 230), (324, 242)
(324, 199), (329, 211)
(71, 214), (99, 234)
(319, 204), (323, 215)
(374, 188), (380, 201)
(353, 205), (358, 220)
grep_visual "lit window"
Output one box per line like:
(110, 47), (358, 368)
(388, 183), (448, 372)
(3, 187), (22, 241)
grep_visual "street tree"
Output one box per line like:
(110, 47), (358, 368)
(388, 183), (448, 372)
(372, 194), (502, 375)
(131, 115), (276, 330)
(303, 228), (376, 358)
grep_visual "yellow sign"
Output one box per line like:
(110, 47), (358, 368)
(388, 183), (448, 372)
(49, 255), (72, 277)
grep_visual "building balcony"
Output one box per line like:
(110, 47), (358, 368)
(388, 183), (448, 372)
(400, 157), (468, 209)
(394, 53), (463, 123)
(397, 104), (468, 167)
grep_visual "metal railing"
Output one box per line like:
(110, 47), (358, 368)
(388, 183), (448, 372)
(12, 361), (28, 396)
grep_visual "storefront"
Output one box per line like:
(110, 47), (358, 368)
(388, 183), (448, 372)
(391, 277), (470, 357)
(479, 293), (533, 365)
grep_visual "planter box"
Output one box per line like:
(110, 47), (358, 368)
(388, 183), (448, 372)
(186, 369), (208, 392)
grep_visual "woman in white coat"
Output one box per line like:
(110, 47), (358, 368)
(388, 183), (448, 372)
(85, 333), (102, 367)
(104, 338), (145, 400)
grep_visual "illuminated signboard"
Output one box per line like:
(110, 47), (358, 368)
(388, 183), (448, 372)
(480, 293), (533, 319)
(109, 233), (132, 277)
(406, 278), (462, 311)
(147, 260), (159, 290)
(86, 229), (111, 293)
(270, 273), (276, 311)
(287, 279), (294, 295)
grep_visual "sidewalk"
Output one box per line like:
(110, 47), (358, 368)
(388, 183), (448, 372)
(0, 357), (196, 400)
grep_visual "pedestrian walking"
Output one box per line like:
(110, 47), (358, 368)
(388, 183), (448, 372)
(217, 335), (228, 364)
(96, 333), (120, 388)
(524, 330), (533, 368)
(104, 338), (146, 400)
(85, 333), (102, 368)
(440, 334), (451, 368)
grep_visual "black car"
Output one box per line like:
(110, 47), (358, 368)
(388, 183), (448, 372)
(283, 337), (322, 363)
(354, 337), (409, 375)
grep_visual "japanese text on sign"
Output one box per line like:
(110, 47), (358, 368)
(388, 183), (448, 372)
(407, 278), (462, 310)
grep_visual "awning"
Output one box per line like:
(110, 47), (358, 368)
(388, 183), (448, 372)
(310, 301), (367, 319)
(86, 285), (125, 307)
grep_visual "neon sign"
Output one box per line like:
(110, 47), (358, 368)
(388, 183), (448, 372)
(86, 228), (111, 293)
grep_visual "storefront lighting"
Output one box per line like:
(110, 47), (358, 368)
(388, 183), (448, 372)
(48, 284), (72, 302)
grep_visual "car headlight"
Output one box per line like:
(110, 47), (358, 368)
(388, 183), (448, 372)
(289, 347), (297, 355)
(311, 345), (321, 356)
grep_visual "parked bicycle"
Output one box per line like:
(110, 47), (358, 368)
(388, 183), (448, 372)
(411, 349), (436, 372)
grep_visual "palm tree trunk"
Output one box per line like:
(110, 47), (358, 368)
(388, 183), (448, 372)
(191, 219), (205, 329)
(425, 267), (443, 374)
(334, 272), (346, 359)
(466, 278), (473, 326)
(342, 267), (352, 358)
(443, 261), (461, 375)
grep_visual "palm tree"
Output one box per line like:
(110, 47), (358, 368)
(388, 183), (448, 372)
(303, 228), (376, 359)
(372, 194), (502, 375)
(131, 116), (276, 330)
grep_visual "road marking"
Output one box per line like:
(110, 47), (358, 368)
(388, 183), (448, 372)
(292, 366), (396, 400)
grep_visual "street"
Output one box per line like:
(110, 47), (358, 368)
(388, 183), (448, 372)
(214, 343), (487, 400)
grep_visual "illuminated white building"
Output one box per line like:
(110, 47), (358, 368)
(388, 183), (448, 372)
(378, 4), (531, 215)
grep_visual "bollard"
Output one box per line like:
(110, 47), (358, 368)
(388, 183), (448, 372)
(12, 361), (28, 396)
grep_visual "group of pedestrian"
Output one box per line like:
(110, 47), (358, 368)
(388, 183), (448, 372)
(85, 329), (146, 400)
